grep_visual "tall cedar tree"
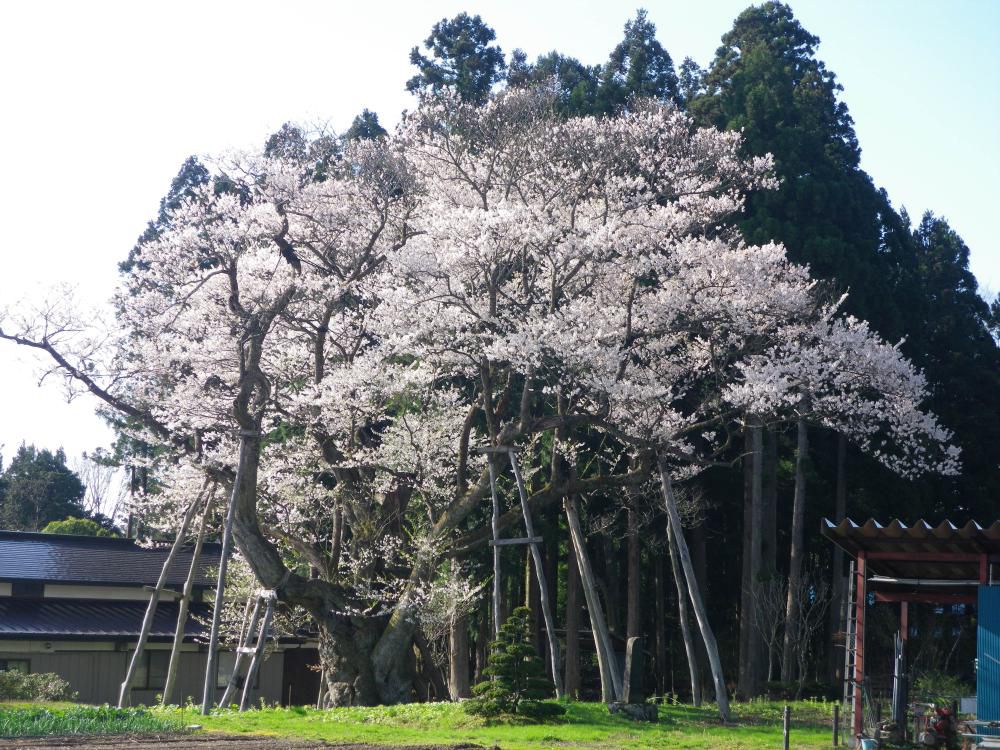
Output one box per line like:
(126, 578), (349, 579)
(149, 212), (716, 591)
(407, 13), (506, 105)
(466, 607), (565, 719)
(598, 9), (679, 111)
(0, 445), (86, 531)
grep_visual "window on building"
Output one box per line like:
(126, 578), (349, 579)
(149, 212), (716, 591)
(134, 651), (170, 690)
(0, 659), (30, 673)
(216, 651), (259, 691)
(11, 582), (43, 598)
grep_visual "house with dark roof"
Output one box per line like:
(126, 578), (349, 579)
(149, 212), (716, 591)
(0, 530), (319, 706)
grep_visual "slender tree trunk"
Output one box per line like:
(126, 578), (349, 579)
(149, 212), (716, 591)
(828, 433), (848, 682)
(120, 486), (205, 708)
(653, 547), (667, 697)
(738, 428), (753, 698)
(564, 495), (623, 702)
(162, 492), (214, 705)
(564, 533), (582, 699)
(781, 414), (809, 682)
(667, 510), (702, 706)
(626, 503), (641, 640)
(474, 606), (489, 684)
(739, 422), (765, 697)
(448, 556), (470, 700)
(763, 426), (778, 577)
(657, 458), (730, 723)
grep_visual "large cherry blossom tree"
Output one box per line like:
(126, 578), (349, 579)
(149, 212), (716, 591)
(0, 86), (956, 711)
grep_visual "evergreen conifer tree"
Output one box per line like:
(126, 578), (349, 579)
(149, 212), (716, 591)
(466, 607), (565, 719)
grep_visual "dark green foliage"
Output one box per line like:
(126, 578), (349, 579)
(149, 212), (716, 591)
(689, 1), (892, 326)
(0, 445), (86, 531)
(344, 109), (388, 142)
(466, 607), (565, 720)
(598, 9), (679, 112)
(41, 516), (118, 537)
(121, 156), (210, 272)
(407, 13), (506, 105)
(508, 51), (602, 117)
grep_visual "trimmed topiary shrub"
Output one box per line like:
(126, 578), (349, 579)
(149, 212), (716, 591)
(465, 606), (565, 720)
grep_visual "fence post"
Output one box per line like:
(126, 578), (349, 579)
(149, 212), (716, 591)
(833, 703), (840, 746)
(783, 705), (791, 750)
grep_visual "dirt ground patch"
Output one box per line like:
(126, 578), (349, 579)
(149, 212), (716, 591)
(0, 735), (483, 750)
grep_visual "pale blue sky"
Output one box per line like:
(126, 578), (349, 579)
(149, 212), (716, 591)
(0, 0), (996, 464)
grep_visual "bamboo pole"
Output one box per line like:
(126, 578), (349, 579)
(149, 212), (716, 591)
(118, 485), (205, 708)
(657, 457), (730, 722)
(161, 489), (215, 706)
(508, 450), (563, 699)
(564, 494), (623, 702)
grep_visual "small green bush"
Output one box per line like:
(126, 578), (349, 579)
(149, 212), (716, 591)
(465, 607), (565, 721)
(0, 670), (77, 702)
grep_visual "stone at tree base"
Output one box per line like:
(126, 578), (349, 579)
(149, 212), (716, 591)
(622, 636), (645, 703)
(608, 637), (657, 721)
(608, 701), (658, 722)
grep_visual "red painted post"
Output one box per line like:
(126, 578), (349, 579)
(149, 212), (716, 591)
(853, 551), (866, 741)
(981, 554), (989, 584)
(900, 601), (908, 643)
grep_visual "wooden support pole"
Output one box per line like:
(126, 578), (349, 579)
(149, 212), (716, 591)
(219, 595), (265, 707)
(509, 450), (563, 699)
(853, 551), (867, 741)
(666, 511), (701, 707)
(489, 536), (544, 546)
(565, 495), (622, 702)
(487, 454), (502, 637)
(657, 459), (730, 723)
(162, 490), (215, 706)
(240, 593), (276, 712)
(202, 476), (239, 714)
(833, 703), (840, 746)
(783, 705), (791, 750)
(118, 487), (204, 708)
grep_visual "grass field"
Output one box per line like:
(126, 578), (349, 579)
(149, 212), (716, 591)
(168, 699), (841, 749)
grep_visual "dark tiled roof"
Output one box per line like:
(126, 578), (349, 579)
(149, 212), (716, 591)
(0, 530), (220, 588)
(822, 517), (1000, 582)
(0, 598), (210, 639)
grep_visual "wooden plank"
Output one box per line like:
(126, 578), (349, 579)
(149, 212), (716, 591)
(476, 445), (520, 454)
(489, 537), (543, 546)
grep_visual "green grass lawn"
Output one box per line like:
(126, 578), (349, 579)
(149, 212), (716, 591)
(167, 699), (842, 749)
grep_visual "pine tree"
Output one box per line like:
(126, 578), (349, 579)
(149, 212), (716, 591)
(465, 607), (564, 719)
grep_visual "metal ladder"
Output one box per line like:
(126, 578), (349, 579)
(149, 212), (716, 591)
(218, 589), (276, 711)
